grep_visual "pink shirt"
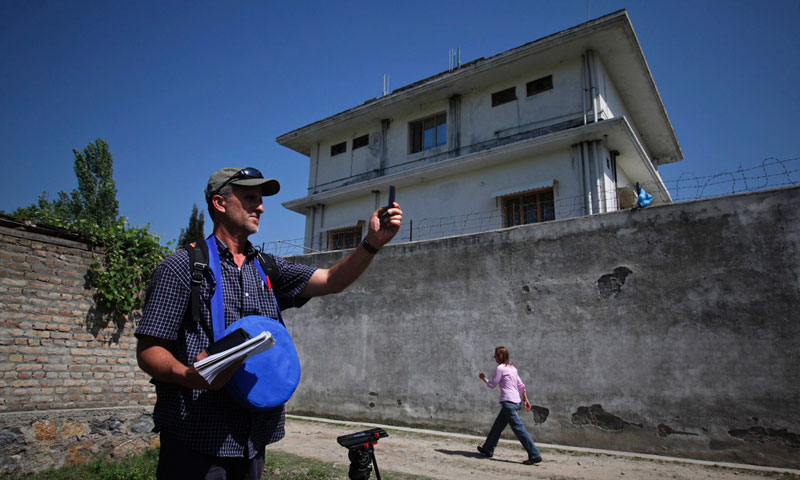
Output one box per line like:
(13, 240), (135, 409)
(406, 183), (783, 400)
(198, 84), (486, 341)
(485, 363), (526, 403)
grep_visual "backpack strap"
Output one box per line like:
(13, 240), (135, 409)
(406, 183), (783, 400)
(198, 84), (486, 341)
(256, 251), (277, 286)
(253, 252), (285, 326)
(186, 241), (209, 329)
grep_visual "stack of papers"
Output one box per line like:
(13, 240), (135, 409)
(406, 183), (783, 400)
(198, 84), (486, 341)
(193, 331), (274, 383)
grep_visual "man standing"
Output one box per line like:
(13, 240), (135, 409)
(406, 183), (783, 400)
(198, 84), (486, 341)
(135, 167), (402, 479)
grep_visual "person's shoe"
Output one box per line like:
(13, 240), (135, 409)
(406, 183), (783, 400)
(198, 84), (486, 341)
(523, 456), (542, 465)
(476, 446), (493, 458)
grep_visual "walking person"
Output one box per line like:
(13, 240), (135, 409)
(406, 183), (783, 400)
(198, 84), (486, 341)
(477, 346), (543, 465)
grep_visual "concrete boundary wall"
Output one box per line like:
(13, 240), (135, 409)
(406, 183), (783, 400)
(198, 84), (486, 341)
(283, 186), (800, 469)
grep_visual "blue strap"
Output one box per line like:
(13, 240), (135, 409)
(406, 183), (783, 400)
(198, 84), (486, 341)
(253, 256), (285, 326)
(205, 235), (284, 340)
(205, 235), (226, 341)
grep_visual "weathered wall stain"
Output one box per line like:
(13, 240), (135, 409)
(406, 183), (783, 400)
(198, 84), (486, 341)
(657, 424), (698, 438)
(531, 405), (549, 424)
(728, 427), (800, 448)
(571, 404), (642, 432)
(597, 267), (633, 297)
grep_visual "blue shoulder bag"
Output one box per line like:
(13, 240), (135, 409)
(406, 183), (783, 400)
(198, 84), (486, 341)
(186, 235), (301, 410)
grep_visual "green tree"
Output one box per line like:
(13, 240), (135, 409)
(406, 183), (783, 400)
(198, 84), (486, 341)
(72, 138), (119, 227)
(11, 139), (169, 323)
(177, 203), (205, 246)
(12, 138), (118, 229)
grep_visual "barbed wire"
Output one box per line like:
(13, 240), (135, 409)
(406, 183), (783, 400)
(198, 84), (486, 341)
(664, 157), (799, 201)
(259, 238), (315, 257)
(261, 157), (799, 255)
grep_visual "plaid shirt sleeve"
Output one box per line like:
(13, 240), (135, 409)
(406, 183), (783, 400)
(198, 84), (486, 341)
(135, 249), (192, 341)
(267, 254), (316, 310)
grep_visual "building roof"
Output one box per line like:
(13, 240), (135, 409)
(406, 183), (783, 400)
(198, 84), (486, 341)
(276, 9), (682, 166)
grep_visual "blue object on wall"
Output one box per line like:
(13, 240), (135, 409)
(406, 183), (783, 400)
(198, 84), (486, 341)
(637, 187), (653, 208)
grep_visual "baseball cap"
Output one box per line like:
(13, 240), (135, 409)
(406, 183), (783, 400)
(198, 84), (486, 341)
(205, 167), (280, 200)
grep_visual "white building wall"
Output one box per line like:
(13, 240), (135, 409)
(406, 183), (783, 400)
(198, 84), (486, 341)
(315, 139), (350, 189)
(306, 55), (592, 195)
(516, 58), (585, 130)
(385, 101), (450, 172)
(315, 147), (583, 246)
(460, 58), (584, 147)
(298, 55), (660, 249)
(593, 57), (648, 150)
(350, 130), (380, 178)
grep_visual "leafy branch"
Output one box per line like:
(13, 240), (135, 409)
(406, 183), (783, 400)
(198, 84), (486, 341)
(11, 139), (170, 321)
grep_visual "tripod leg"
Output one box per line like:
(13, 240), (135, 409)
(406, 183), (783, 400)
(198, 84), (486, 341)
(369, 448), (381, 480)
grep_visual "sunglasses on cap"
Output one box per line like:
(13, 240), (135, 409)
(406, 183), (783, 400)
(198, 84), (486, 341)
(216, 167), (263, 192)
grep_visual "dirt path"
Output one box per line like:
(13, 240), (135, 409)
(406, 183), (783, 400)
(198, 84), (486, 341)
(270, 416), (798, 480)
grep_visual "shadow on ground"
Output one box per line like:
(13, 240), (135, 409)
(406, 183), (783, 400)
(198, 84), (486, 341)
(434, 449), (522, 465)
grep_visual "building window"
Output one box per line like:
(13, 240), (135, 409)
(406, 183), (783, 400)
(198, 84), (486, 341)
(352, 134), (369, 150)
(503, 188), (555, 227)
(327, 225), (362, 251)
(491, 86), (517, 107)
(526, 75), (553, 96)
(331, 141), (346, 156)
(410, 113), (446, 153)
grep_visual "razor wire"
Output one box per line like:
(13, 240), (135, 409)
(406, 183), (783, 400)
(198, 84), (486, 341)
(263, 157), (799, 254)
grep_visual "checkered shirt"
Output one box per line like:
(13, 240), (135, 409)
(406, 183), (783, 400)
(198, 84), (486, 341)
(135, 237), (316, 458)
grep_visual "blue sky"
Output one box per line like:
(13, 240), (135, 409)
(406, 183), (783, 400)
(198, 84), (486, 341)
(2, 0), (798, 247)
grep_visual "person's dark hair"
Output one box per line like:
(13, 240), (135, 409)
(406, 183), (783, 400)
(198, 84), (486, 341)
(495, 346), (512, 365)
(206, 184), (234, 221)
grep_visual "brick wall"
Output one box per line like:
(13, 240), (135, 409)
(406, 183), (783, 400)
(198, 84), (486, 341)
(0, 218), (156, 474)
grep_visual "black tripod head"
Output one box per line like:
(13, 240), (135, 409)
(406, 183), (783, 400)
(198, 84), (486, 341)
(337, 428), (388, 480)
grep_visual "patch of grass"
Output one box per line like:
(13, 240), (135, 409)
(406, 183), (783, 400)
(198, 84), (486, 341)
(6, 448), (433, 480)
(9, 448), (159, 480)
(264, 451), (346, 480)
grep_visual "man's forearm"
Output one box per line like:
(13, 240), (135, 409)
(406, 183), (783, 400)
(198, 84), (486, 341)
(299, 203), (402, 298)
(137, 339), (190, 386)
(300, 241), (377, 297)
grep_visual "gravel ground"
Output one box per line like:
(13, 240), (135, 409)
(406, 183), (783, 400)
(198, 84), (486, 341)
(270, 416), (799, 480)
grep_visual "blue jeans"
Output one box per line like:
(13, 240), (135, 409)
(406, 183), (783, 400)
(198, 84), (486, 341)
(481, 401), (541, 460)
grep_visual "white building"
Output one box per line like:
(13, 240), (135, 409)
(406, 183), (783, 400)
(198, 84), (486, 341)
(277, 10), (682, 252)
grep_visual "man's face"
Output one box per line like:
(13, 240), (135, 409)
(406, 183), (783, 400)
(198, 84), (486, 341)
(220, 185), (264, 236)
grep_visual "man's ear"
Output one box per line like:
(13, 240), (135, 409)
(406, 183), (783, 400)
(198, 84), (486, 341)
(211, 194), (227, 216)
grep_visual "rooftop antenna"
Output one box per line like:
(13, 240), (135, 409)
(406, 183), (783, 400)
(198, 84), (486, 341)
(448, 48), (461, 71)
(382, 73), (390, 96)
(587, 0), (590, 20)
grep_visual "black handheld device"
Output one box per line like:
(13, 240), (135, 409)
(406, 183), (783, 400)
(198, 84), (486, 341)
(206, 328), (251, 355)
(380, 185), (396, 222)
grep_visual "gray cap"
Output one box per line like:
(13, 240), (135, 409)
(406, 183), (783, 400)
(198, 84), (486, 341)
(204, 167), (280, 200)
